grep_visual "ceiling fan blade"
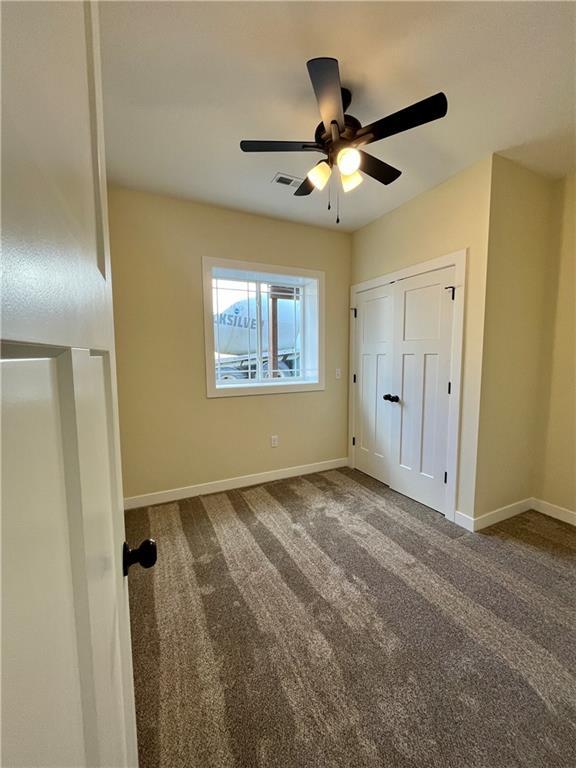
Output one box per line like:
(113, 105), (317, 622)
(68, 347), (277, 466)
(240, 140), (322, 152)
(356, 92), (448, 144)
(359, 151), (402, 185)
(294, 176), (314, 196)
(307, 57), (345, 133)
(341, 87), (352, 113)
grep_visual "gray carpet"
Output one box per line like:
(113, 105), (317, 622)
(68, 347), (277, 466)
(125, 468), (576, 768)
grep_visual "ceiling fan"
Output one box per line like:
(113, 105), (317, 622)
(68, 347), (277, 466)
(240, 57), (448, 198)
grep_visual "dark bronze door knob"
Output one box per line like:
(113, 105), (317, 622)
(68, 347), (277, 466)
(123, 539), (157, 576)
(383, 394), (400, 403)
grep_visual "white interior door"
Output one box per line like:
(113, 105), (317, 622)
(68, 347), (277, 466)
(354, 285), (395, 483)
(388, 267), (455, 512)
(1, 3), (137, 766)
(353, 265), (456, 514)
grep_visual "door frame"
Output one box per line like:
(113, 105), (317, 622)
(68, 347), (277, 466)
(349, 249), (467, 522)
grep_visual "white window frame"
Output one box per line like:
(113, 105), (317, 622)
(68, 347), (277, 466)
(202, 256), (325, 397)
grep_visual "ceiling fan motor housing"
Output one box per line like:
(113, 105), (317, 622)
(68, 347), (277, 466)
(314, 114), (362, 164)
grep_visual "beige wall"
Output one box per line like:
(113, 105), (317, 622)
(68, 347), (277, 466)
(108, 186), (352, 499)
(111, 159), (573, 517)
(352, 157), (493, 517)
(537, 174), (575, 511)
(475, 156), (561, 515)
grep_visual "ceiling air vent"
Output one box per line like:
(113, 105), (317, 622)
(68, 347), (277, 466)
(271, 172), (303, 189)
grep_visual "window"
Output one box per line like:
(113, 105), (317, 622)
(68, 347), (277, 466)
(203, 258), (324, 396)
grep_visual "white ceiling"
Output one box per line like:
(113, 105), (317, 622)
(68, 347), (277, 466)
(99, 2), (575, 232)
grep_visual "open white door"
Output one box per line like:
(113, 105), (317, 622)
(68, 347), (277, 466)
(2, 3), (138, 766)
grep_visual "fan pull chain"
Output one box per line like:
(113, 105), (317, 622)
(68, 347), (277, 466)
(327, 175), (331, 211)
(336, 187), (340, 224)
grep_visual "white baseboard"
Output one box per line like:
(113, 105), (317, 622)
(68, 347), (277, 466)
(454, 497), (575, 532)
(453, 511), (476, 532)
(124, 457), (349, 510)
(531, 497), (576, 527)
(455, 498), (534, 532)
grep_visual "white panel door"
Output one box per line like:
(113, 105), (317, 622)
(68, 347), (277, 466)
(1, 3), (137, 766)
(353, 266), (456, 514)
(387, 266), (455, 511)
(354, 285), (395, 483)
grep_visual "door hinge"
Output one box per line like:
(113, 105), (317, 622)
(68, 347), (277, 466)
(444, 471), (448, 484)
(444, 286), (456, 300)
(351, 307), (357, 318)
(353, 374), (357, 383)
(448, 381), (451, 394)
(352, 436), (356, 446)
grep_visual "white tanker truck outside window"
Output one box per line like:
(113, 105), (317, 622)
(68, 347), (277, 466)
(203, 258), (324, 397)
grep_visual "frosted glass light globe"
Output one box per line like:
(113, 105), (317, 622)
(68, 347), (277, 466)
(337, 147), (361, 176)
(307, 161), (332, 191)
(341, 170), (363, 193)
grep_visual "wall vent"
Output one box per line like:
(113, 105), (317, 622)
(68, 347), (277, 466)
(271, 172), (303, 189)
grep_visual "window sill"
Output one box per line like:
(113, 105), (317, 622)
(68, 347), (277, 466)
(207, 380), (325, 398)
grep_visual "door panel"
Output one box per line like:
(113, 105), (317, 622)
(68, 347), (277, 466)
(404, 284), (442, 340)
(399, 352), (417, 470)
(364, 293), (391, 344)
(374, 354), (390, 461)
(421, 353), (440, 478)
(359, 354), (376, 454)
(1, 1), (110, 350)
(2, 358), (86, 767)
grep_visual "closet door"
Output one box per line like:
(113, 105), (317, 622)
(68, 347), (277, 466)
(354, 284), (395, 484)
(353, 265), (456, 514)
(386, 266), (455, 512)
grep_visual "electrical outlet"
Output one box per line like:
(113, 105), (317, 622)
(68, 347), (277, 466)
(335, 368), (341, 379)
(270, 435), (279, 448)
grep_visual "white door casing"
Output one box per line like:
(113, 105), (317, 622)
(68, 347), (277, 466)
(349, 252), (466, 521)
(1, 3), (137, 766)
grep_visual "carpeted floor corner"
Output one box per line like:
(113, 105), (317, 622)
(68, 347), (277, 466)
(125, 468), (576, 768)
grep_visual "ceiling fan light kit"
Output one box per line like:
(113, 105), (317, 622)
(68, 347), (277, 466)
(240, 57), (448, 221)
(337, 147), (361, 176)
(308, 160), (332, 191)
(341, 169), (363, 193)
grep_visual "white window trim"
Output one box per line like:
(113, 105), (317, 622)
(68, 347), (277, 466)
(202, 256), (325, 398)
